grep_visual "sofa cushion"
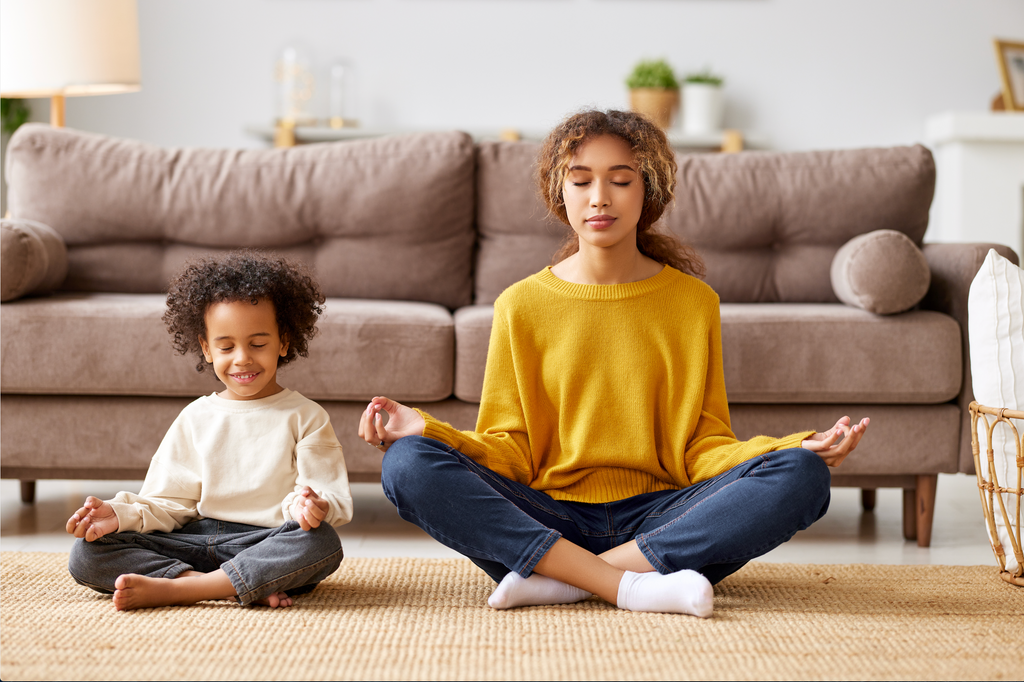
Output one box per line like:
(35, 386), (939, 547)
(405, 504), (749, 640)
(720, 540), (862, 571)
(667, 146), (935, 303)
(454, 305), (495, 402)
(831, 229), (931, 314)
(0, 218), (68, 302)
(475, 142), (565, 305)
(473, 142), (934, 305)
(452, 303), (961, 404)
(5, 125), (476, 309)
(0, 293), (454, 401)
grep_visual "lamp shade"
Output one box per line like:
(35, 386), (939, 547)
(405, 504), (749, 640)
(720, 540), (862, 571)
(0, 0), (140, 98)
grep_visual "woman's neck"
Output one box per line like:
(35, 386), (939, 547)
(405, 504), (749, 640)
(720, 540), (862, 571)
(551, 243), (663, 285)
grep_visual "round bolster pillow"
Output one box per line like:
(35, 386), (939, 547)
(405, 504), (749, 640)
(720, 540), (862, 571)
(1, 218), (68, 302)
(830, 229), (931, 315)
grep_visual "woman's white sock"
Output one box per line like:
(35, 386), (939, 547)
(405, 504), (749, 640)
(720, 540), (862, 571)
(487, 571), (592, 609)
(616, 569), (714, 617)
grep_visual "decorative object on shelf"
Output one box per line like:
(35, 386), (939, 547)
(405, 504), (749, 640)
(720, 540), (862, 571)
(274, 44), (317, 146)
(0, 0), (141, 128)
(682, 68), (725, 135)
(328, 61), (359, 129)
(626, 59), (679, 129)
(968, 249), (1024, 586)
(993, 38), (1024, 112)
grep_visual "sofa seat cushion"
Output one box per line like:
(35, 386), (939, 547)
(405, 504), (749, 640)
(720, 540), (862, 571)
(452, 303), (961, 404)
(1, 293), (454, 401)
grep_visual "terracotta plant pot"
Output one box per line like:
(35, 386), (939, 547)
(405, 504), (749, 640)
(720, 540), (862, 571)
(629, 88), (679, 129)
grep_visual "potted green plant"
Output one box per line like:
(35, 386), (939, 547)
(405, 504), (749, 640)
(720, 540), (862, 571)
(626, 59), (679, 129)
(682, 68), (725, 134)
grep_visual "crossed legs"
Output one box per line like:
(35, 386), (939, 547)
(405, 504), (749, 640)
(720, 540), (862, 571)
(69, 519), (343, 610)
(382, 437), (831, 615)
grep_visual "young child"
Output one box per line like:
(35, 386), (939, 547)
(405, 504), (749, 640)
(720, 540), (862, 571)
(67, 251), (352, 611)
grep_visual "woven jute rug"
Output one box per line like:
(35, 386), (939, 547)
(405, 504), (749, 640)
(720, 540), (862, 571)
(1, 552), (1021, 681)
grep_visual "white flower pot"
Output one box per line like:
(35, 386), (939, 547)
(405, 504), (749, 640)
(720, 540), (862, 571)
(682, 83), (724, 134)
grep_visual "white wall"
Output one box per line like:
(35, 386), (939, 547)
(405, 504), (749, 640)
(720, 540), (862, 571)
(31, 0), (1022, 152)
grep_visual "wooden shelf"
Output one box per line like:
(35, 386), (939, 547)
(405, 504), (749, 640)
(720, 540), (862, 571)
(244, 124), (766, 153)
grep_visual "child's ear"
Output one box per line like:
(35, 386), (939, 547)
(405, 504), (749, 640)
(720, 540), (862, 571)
(199, 335), (213, 363)
(279, 334), (290, 358)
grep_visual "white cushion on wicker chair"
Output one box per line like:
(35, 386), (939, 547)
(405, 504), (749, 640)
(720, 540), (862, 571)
(968, 249), (1024, 573)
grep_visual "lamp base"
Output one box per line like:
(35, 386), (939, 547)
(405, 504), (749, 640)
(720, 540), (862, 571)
(50, 94), (65, 127)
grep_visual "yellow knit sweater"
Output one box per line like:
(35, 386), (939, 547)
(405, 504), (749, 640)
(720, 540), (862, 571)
(422, 265), (813, 503)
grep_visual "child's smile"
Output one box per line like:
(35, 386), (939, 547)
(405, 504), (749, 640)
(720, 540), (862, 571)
(199, 299), (289, 401)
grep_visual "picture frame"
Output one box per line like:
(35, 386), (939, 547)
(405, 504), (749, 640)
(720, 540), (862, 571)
(994, 38), (1024, 111)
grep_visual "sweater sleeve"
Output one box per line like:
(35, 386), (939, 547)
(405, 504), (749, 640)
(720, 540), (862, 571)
(419, 299), (535, 485)
(281, 413), (354, 527)
(107, 415), (203, 533)
(685, 303), (814, 484)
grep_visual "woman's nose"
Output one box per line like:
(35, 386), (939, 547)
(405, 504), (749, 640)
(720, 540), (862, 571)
(590, 185), (610, 207)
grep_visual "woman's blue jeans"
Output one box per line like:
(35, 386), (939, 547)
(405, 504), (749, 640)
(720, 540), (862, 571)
(382, 436), (830, 585)
(68, 518), (343, 605)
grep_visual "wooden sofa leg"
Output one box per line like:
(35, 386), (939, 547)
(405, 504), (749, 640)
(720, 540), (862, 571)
(902, 488), (917, 541)
(915, 474), (938, 548)
(860, 488), (877, 512)
(20, 480), (36, 504)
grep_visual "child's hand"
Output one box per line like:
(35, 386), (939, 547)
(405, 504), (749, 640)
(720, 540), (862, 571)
(290, 487), (329, 531)
(66, 496), (119, 541)
(358, 396), (426, 453)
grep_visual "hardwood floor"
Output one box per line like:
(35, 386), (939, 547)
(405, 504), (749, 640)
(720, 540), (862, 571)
(1, 474), (995, 567)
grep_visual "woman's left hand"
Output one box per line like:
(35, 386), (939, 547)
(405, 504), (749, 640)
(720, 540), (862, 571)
(801, 416), (869, 467)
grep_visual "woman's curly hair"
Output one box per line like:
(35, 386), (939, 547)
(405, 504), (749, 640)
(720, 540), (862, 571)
(537, 109), (704, 277)
(163, 251), (326, 373)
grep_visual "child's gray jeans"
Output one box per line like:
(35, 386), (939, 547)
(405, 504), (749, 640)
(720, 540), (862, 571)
(68, 518), (343, 605)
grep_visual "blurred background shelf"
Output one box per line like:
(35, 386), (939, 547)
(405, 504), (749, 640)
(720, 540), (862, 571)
(243, 124), (767, 152)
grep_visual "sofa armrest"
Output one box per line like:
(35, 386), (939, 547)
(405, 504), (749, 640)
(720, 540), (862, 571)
(0, 218), (68, 302)
(920, 242), (1019, 473)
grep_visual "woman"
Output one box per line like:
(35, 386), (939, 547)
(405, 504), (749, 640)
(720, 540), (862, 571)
(358, 110), (868, 617)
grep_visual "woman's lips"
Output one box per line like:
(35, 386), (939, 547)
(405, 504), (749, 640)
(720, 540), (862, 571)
(586, 215), (616, 230)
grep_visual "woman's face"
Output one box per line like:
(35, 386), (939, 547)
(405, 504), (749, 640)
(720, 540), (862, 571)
(561, 134), (645, 255)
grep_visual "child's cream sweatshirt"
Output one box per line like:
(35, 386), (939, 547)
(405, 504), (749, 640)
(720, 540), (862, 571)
(108, 388), (353, 533)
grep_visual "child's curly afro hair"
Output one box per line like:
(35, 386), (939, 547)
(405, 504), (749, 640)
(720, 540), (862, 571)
(163, 251), (326, 373)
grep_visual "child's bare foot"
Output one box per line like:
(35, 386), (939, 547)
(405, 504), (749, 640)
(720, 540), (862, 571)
(254, 591), (294, 608)
(112, 569), (238, 611)
(113, 574), (199, 611)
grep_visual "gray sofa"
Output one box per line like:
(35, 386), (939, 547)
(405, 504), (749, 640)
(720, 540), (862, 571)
(1, 124), (1015, 546)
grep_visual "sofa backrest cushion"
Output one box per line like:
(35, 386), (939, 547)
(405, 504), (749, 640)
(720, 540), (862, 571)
(474, 142), (935, 304)
(5, 125), (477, 309)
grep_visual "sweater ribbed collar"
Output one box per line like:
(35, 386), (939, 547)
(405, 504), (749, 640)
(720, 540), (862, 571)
(205, 387), (294, 412)
(535, 265), (675, 301)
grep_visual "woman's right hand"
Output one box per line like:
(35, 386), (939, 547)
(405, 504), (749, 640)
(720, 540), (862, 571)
(358, 396), (426, 453)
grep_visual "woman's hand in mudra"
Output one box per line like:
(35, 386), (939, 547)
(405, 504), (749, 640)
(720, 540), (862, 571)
(358, 396), (426, 453)
(801, 416), (870, 467)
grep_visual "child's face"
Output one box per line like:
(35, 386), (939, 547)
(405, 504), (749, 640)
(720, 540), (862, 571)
(562, 134), (645, 254)
(199, 298), (289, 401)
